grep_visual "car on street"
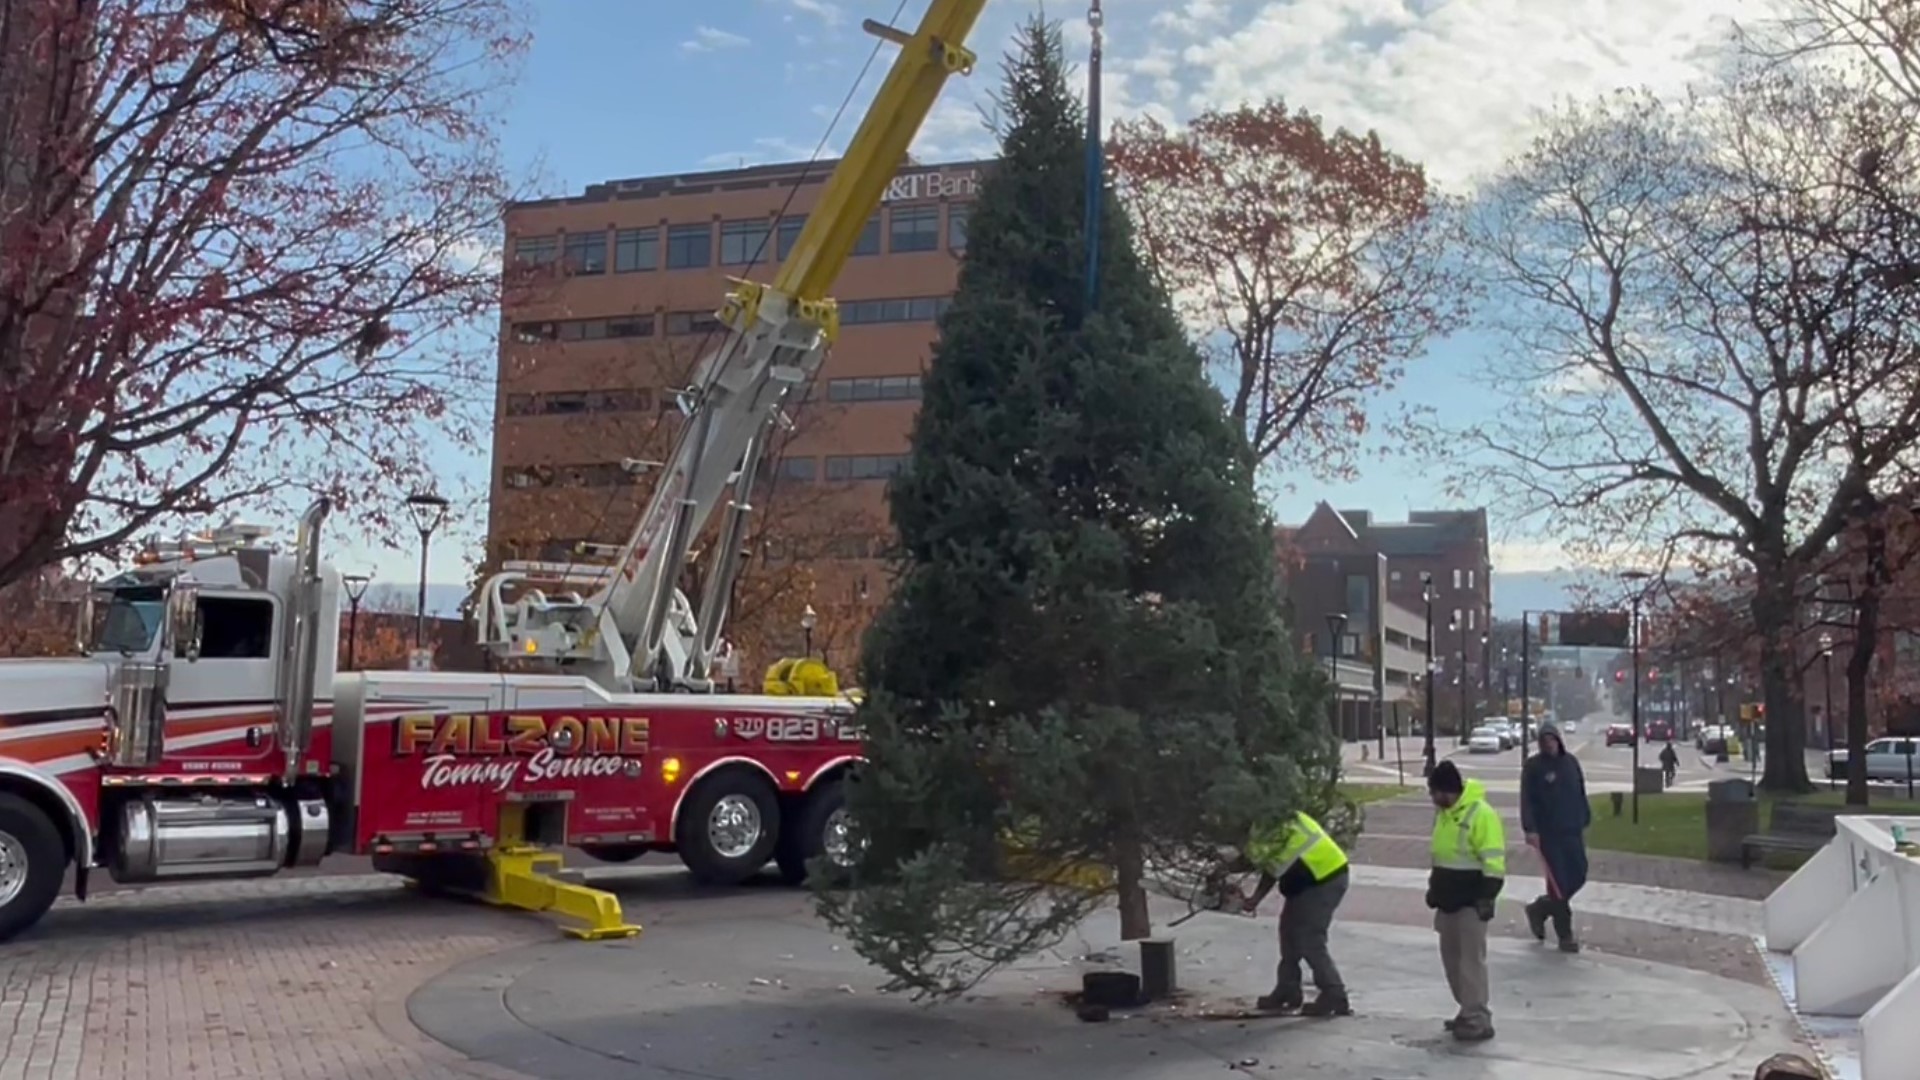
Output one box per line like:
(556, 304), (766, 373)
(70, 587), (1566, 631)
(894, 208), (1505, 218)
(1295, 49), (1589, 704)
(1605, 722), (1635, 747)
(1468, 726), (1504, 754)
(1825, 736), (1919, 782)
(1645, 719), (1676, 743)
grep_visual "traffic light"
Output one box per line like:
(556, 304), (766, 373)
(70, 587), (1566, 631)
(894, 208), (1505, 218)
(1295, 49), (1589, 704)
(1614, 670), (1625, 682)
(1649, 667), (1661, 682)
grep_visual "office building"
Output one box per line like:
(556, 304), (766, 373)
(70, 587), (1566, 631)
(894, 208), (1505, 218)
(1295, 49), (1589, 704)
(488, 157), (988, 663)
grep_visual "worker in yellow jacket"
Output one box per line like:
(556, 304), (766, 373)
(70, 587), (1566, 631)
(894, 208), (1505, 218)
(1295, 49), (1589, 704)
(1241, 809), (1352, 1017)
(1425, 760), (1507, 1042)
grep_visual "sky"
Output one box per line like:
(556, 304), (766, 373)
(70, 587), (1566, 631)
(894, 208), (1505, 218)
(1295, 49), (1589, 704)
(332, 0), (1778, 604)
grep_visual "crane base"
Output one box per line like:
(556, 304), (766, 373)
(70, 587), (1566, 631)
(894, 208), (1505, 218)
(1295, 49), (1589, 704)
(484, 845), (642, 940)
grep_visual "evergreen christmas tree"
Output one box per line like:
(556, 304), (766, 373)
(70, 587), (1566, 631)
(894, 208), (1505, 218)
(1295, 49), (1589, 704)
(814, 16), (1342, 1000)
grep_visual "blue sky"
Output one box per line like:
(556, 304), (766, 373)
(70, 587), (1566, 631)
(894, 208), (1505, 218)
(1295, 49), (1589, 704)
(332, 0), (1762, 602)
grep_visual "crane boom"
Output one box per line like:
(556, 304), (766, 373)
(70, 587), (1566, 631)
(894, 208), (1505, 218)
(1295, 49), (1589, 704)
(477, 1), (988, 691)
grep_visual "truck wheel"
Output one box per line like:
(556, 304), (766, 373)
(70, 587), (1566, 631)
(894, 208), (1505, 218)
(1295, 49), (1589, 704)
(676, 772), (780, 885)
(0, 793), (66, 943)
(776, 779), (851, 886)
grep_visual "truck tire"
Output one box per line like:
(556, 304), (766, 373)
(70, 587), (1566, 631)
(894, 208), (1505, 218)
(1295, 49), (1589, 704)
(775, 779), (850, 886)
(0, 793), (67, 943)
(676, 772), (780, 886)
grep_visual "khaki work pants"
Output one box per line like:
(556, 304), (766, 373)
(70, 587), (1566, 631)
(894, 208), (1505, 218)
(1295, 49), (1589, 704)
(1434, 907), (1491, 1028)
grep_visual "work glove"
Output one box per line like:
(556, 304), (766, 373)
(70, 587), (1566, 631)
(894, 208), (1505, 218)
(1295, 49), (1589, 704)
(1474, 898), (1497, 922)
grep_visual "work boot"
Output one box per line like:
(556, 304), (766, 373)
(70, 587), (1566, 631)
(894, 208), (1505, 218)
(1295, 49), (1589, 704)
(1557, 938), (1581, 954)
(1300, 992), (1351, 1017)
(1255, 993), (1302, 1014)
(1550, 898), (1578, 952)
(1524, 897), (1549, 942)
(1451, 1020), (1495, 1043)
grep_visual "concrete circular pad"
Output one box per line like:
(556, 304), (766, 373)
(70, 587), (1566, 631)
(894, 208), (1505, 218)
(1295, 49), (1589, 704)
(409, 884), (1806, 1080)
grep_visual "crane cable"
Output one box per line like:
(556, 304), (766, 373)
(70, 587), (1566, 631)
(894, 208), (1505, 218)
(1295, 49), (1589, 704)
(1083, 0), (1104, 313)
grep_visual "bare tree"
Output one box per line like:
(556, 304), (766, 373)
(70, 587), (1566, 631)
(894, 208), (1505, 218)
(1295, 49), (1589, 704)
(1450, 67), (1920, 792)
(0, 0), (527, 590)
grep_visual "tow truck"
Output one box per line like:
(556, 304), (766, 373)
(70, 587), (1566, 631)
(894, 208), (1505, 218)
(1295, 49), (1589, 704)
(0, 0), (988, 943)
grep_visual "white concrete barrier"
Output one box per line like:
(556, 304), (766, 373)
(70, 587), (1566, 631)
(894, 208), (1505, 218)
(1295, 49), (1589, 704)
(1762, 814), (1920, 1080)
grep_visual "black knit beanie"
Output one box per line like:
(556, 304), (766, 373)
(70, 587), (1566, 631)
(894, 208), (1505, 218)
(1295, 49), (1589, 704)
(1428, 760), (1464, 794)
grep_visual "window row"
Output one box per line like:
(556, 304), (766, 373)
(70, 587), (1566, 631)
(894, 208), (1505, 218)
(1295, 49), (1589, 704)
(504, 389), (651, 417)
(824, 374), (921, 402)
(512, 204), (972, 275)
(510, 298), (946, 348)
(501, 453), (909, 490)
(763, 535), (892, 562)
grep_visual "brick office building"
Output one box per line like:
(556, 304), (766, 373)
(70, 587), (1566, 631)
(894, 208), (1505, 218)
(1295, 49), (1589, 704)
(489, 157), (988, 664)
(1280, 503), (1495, 736)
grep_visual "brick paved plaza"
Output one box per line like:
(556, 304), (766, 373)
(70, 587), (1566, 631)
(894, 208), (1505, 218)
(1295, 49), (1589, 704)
(0, 786), (1814, 1080)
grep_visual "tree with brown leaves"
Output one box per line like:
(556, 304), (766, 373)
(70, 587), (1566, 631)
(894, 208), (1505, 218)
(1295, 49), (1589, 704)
(1108, 101), (1468, 478)
(0, 0), (526, 592)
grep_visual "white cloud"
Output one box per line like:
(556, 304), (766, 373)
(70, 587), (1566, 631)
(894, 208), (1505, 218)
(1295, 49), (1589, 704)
(788, 0), (844, 26)
(681, 25), (751, 53)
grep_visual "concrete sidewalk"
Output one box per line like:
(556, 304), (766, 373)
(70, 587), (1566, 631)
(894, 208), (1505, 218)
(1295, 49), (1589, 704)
(410, 892), (1808, 1080)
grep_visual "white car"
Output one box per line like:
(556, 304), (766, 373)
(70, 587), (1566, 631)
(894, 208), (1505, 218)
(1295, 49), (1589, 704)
(1469, 726), (1504, 753)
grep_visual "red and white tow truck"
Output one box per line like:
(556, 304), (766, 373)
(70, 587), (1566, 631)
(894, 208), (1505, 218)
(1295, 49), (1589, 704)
(0, 0), (988, 942)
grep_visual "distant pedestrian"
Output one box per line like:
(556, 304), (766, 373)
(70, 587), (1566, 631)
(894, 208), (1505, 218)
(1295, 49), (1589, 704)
(1425, 761), (1505, 1042)
(1520, 722), (1590, 953)
(1241, 810), (1352, 1017)
(1659, 740), (1680, 786)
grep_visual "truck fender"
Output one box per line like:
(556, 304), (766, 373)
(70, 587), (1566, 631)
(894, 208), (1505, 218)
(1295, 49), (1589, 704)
(802, 755), (861, 791)
(0, 759), (95, 871)
(667, 756), (782, 839)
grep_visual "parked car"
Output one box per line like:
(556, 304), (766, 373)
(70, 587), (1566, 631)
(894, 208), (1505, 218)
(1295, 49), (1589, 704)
(1468, 726), (1504, 754)
(1645, 719), (1676, 743)
(1825, 737), (1919, 782)
(1604, 722), (1635, 747)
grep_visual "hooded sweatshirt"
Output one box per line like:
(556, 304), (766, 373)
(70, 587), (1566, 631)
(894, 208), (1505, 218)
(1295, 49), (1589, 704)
(1520, 727), (1591, 838)
(1426, 778), (1507, 913)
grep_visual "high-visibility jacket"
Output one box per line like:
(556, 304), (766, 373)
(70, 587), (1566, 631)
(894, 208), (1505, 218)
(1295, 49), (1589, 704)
(1247, 811), (1349, 898)
(1426, 778), (1507, 913)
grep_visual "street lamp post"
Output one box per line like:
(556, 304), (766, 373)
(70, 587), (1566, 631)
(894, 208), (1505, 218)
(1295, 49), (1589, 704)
(341, 573), (370, 670)
(404, 493), (451, 651)
(1621, 569), (1652, 824)
(1451, 613), (1470, 746)
(801, 604), (817, 657)
(1421, 573), (1437, 776)
(1325, 612), (1349, 742)
(1820, 632), (1835, 777)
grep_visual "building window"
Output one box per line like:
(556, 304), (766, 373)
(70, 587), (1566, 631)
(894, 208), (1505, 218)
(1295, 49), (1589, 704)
(825, 454), (909, 481)
(839, 296), (951, 325)
(514, 315), (654, 343)
(826, 375), (922, 402)
(851, 213), (881, 256)
(666, 310), (724, 336)
(1451, 608), (1462, 630)
(948, 205), (970, 253)
(1467, 608), (1476, 631)
(772, 456), (817, 482)
(666, 223), (712, 269)
(719, 219), (773, 266)
(1467, 569), (1476, 589)
(500, 463), (643, 489)
(564, 231), (606, 275)
(776, 215), (807, 259)
(889, 205), (941, 253)
(513, 235), (557, 266)
(1389, 570), (1402, 582)
(615, 228), (659, 272)
(1452, 568), (1463, 589)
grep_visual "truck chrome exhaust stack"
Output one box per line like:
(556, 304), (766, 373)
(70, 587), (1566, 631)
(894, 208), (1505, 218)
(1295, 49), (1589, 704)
(277, 497), (332, 783)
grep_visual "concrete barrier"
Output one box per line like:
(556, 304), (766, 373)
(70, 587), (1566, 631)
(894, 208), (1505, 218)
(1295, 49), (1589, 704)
(1762, 813), (1920, 1080)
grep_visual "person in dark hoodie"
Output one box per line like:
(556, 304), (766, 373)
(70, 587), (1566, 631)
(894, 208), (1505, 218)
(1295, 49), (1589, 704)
(1520, 722), (1590, 953)
(1425, 760), (1505, 1042)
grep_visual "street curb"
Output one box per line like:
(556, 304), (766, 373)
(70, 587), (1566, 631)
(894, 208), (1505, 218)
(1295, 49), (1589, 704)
(373, 938), (551, 1080)
(1752, 935), (1841, 1080)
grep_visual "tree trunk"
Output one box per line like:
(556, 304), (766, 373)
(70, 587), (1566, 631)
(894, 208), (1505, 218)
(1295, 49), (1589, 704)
(1115, 837), (1151, 941)
(1754, 575), (1813, 793)
(1845, 506), (1887, 807)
